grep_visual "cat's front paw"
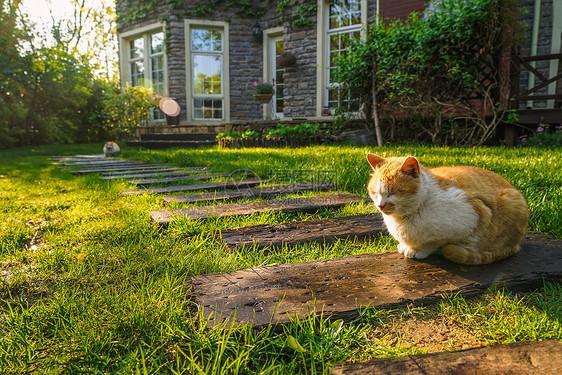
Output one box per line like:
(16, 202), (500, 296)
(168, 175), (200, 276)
(397, 243), (410, 255)
(399, 244), (436, 259)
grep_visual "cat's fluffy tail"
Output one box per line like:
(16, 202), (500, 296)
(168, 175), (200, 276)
(441, 244), (520, 265)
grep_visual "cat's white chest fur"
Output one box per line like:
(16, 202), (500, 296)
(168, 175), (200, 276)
(383, 173), (479, 252)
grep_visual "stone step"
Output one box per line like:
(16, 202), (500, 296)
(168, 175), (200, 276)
(332, 340), (562, 375)
(162, 182), (336, 204)
(191, 232), (562, 328)
(102, 168), (210, 180)
(128, 172), (240, 187)
(151, 194), (367, 225)
(221, 214), (386, 250)
(120, 179), (265, 196)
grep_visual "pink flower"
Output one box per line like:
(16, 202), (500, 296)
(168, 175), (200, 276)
(537, 126), (544, 132)
(254, 81), (258, 86)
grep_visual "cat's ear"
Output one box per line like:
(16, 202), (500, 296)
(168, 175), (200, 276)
(366, 153), (385, 170)
(400, 157), (420, 178)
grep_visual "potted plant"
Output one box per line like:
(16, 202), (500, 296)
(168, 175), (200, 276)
(276, 52), (297, 68)
(253, 80), (275, 104)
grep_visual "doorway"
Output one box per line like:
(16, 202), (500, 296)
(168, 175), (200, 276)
(268, 35), (285, 118)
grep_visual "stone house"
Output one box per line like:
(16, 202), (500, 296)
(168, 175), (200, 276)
(115, 0), (561, 136)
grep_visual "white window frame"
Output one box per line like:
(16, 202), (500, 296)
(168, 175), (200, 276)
(185, 19), (230, 123)
(316, 0), (367, 116)
(263, 26), (285, 119)
(119, 23), (168, 122)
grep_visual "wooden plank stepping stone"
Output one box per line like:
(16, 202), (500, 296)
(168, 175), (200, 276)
(56, 158), (133, 165)
(151, 194), (367, 225)
(191, 232), (562, 328)
(101, 167), (182, 176)
(59, 161), (147, 169)
(51, 155), (105, 161)
(128, 173), (242, 187)
(221, 214), (386, 250)
(331, 340), (562, 374)
(70, 164), (170, 174)
(102, 169), (210, 180)
(120, 179), (265, 196)
(162, 182), (336, 204)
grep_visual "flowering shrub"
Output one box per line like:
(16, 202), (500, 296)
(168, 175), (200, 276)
(520, 124), (562, 148)
(253, 80), (276, 95)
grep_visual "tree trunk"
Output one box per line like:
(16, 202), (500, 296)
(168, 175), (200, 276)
(372, 57), (384, 146)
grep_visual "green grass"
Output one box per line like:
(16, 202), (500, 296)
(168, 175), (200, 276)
(0, 142), (561, 373)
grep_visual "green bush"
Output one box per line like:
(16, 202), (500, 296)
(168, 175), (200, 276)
(521, 125), (562, 148)
(334, 0), (518, 146)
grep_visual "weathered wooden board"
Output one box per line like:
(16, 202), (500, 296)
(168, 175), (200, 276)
(59, 161), (148, 169)
(69, 165), (170, 174)
(51, 155), (105, 161)
(331, 340), (562, 375)
(192, 232), (562, 328)
(129, 173), (239, 187)
(101, 167), (182, 176)
(221, 214), (386, 250)
(162, 182), (336, 204)
(120, 179), (265, 196)
(151, 194), (368, 225)
(102, 169), (210, 180)
(56, 158), (136, 166)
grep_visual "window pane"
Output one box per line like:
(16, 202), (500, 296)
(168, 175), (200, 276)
(131, 61), (144, 86)
(151, 32), (164, 55)
(193, 54), (222, 95)
(329, 0), (362, 30)
(193, 98), (223, 119)
(191, 29), (222, 52)
(130, 38), (143, 59)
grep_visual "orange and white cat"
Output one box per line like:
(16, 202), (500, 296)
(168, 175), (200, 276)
(366, 153), (529, 265)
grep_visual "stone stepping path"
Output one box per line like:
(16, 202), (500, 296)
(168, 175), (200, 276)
(162, 182), (336, 204)
(120, 179), (265, 196)
(129, 172), (242, 188)
(332, 340), (562, 374)
(102, 168), (210, 180)
(191, 232), (562, 328)
(151, 194), (367, 225)
(220, 214), (386, 250)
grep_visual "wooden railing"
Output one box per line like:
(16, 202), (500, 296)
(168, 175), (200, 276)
(512, 53), (562, 104)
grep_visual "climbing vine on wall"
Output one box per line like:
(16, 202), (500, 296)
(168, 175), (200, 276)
(275, 0), (317, 27)
(118, 0), (317, 28)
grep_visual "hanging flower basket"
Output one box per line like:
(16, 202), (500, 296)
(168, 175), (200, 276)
(254, 93), (274, 104)
(276, 52), (297, 68)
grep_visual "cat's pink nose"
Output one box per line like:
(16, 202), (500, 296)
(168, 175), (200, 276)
(378, 204), (386, 211)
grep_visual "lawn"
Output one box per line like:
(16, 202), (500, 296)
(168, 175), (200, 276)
(0, 143), (561, 373)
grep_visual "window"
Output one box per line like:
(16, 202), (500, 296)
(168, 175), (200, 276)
(122, 26), (167, 121)
(326, 0), (362, 110)
(191, 28), (224, 120)
(185, 21), (229, 122)
(274, 38), (285, 116)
